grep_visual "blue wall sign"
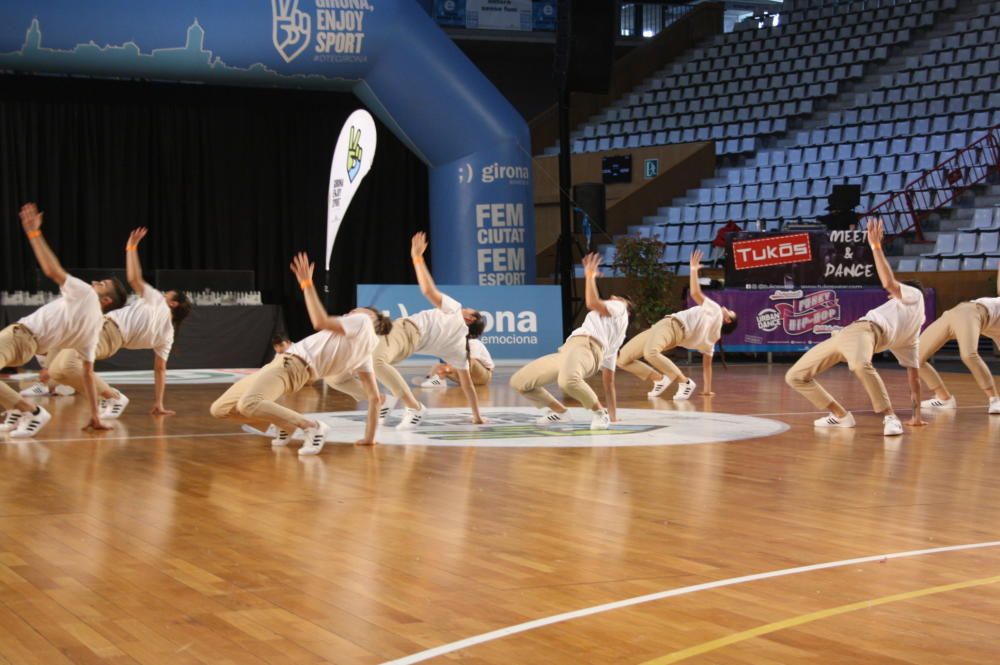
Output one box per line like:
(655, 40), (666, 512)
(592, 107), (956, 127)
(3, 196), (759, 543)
(357, 284), (562, 360)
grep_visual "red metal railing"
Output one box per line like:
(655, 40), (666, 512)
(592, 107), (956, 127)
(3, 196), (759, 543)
(866, 125), (1000, 241)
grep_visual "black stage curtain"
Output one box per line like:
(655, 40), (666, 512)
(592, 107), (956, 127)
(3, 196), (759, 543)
(0, 75), (428, 340)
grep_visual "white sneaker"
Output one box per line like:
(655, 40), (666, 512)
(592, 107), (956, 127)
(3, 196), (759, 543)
(53, 385), (76, 396)
(270, 427), (291, 447)
(101, 392), (130, 419)
(10, 406), (52, 439)
(989, 397), (1000, 415)
(396, 403), (426, 431)
(298, 421), (331, 456)
(673, 378), (696, 401)
(647, 377), (671, 398)
(0, 410), (23, 432)
(536, 408), (572, 425)
(19, 382), (50, 397)
(921, 396), (956, 409)
(377, 396), (397, 425)
(590, 408), (611, 430)
(883, 415), (904, 436)
(420, 375), (448, 389)
(814, 412), (856, 428)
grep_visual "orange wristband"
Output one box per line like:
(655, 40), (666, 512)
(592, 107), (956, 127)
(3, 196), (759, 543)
(299, 279), (313, 290)
(412, 256), (424, 265)
(126, 245), (138, 252)
(871, 244), (882, 251)
(26, 230), (41, 239)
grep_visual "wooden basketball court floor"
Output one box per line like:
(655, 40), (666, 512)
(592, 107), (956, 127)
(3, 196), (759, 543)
(1, 362), (999, 664)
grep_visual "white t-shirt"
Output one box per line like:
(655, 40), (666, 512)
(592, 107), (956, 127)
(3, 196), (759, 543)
(406, 294), (470, 369)
(106, 286), (175, 360)
(19, 275), (104, 362)
(468, 338), (495, 371)
(286, 312), (377, 380)
(973, 297), (1000, 340)
(670, 296), (724, 356)
(860, 284), (925, 368)
(568, 299), (629, 370)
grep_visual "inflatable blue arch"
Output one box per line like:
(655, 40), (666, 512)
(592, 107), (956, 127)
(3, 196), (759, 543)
(0, 0), (535, 285)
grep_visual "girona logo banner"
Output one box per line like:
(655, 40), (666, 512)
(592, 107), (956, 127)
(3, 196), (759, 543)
(732, 233), (812, 270)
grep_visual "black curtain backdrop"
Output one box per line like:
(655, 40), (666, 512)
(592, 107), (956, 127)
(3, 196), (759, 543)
(0, 75), (429, 340)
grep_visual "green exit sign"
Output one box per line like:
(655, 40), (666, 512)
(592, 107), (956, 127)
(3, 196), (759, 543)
(644, 158), (659, 179)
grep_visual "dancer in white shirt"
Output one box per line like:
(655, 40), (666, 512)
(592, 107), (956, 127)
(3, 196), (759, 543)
(327, 232), (485, 430)
(420, 337), (495, 388)
(618, 249), (737, 399)
(0, 203), (127, 438)
(786, 219), (927, 435)
(210, 253), (389, 455)
(918, 263), (1000, 414)
(45, 228), (191, 418)
(510, 253), (630, 429)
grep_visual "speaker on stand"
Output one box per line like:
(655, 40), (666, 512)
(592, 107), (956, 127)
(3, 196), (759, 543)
(555, 1), (615, 335)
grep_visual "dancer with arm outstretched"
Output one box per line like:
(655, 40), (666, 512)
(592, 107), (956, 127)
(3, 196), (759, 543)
(327, 232), (485, 429)
(617, 249), (737, 399)
(510, 253), (629, 429)
(210, 252), (389, 454)
(917, 262), (1000, 414)
(46, 227), (192, 418)
(785, 218), (926, 435)
(0, 203), (126, 437)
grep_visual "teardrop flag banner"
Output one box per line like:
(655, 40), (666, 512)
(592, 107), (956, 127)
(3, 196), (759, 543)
(326, 109), (377, 269)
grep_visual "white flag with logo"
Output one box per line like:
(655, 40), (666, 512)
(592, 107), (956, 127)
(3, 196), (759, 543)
(326, 109), (377, 269)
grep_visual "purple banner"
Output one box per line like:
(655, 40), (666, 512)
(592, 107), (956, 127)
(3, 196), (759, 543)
(692, 288), (937, 352)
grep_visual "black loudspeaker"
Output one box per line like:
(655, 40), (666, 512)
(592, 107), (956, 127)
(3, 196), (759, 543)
(573, 182), (606, 233)
(829, 184), (861, 210)
(556, 1), (615, 94)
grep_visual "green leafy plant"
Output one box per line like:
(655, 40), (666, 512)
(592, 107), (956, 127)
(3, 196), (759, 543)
(613, 235), (678, 331)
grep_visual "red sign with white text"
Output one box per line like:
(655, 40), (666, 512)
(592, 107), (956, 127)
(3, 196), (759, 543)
(731, 233), (813, 270)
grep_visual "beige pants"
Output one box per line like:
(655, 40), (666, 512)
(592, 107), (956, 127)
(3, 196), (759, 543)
(327, 319), (421, 403)
(510, 336), (603, 410)
(46, 320), (125, 396)
(209, 354), (313, 430)
(0, 325), (39, 410)
(467, 359), (493, 386)
(617, 317), (686, 382)
(785, 321), (893, 414)
(440, 359), (492, 386)
(918, 302), (996, 394)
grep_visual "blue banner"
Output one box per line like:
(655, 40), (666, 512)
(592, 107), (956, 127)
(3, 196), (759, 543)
(357, 284), (562, 360)
(0, 0), (535, 286)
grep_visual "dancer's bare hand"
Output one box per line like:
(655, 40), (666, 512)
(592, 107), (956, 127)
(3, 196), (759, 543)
(581, 252), (602, 277)
(83, 417), (113, 431)
(290, 252), (314, 282)
(411, 232), (428, 258)
(866, 217), (884, 249)
(127, 227), (148, 249)
(690, 249), (704, 270)
(19, 203), (42, 233)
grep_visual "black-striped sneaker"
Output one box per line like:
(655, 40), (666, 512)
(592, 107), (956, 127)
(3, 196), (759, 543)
(0, 410), (23, 433)
(270, 428), (291, 447)
(10, 406), (51, 439)
(536, 408), (572, 425)
(813, 412), (856, 428)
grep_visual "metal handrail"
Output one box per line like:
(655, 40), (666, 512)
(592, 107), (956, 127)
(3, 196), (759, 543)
(865, 125), (1000, 241)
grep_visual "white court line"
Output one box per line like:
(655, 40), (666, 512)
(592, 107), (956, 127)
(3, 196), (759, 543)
(381, 540), (1000, 665)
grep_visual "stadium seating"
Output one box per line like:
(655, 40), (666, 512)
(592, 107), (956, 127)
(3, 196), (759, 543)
(572, 0), (1000, 272)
